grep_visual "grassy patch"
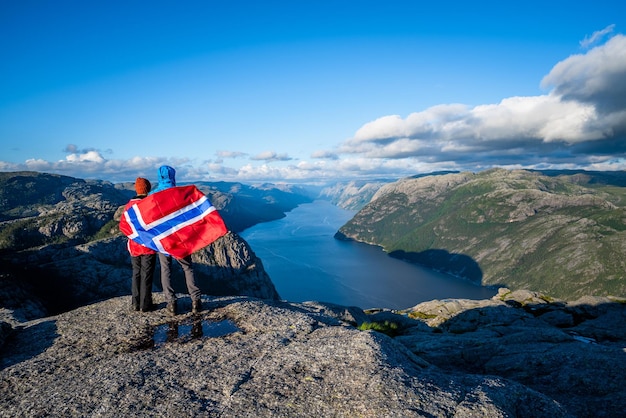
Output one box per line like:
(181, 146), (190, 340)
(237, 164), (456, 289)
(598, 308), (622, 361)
(357, 321), (400, 337)
(407, 311), (438, 320)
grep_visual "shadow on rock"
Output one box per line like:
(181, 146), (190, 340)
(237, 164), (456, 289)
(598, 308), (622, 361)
(397, 293), (626, 418)
(389, 248), (483, 284)
(0, 319), (59, 370)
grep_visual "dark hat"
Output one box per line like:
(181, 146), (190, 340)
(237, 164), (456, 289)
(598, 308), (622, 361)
(135, 177), (151, 196)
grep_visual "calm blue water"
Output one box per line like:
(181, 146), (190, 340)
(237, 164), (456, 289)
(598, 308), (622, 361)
(241, 200), (496, 310)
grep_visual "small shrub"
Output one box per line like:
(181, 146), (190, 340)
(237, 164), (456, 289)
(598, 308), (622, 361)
(357, 321), (400, 337)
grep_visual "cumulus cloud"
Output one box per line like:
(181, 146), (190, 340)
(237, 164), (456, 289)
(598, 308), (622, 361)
(542, 34), (626, 114)
(0, 150), (194, 182)
(250, 151), (293, 162)
(65, 150), (105, 163)
(337, 32), (626, 172)
(311, 150), (339, 160)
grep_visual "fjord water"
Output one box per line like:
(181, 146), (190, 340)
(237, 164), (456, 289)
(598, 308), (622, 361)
(241, 200), (496, 310)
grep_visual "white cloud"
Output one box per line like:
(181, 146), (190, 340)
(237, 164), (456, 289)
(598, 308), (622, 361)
(472, 95), (602, 143)
(3, 30), (626, 184)
(542, 34), (626, 114)
(24, 159), (53, 171)
(311, 150), (339, 160)
(65, 150), (105, 163)
(340, 94), (602, 160)
(215, 150), (248, 159)
(0, 152), (192, 182)
(250, 151), (293, 162)
(336, 32), (626, 170)
(580, 24), (615, 49)
(352, 115), (407, 143)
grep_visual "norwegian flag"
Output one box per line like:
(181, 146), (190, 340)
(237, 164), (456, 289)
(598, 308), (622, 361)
(119, 185), (228, 259)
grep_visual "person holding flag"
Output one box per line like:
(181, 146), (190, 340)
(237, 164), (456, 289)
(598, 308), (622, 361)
(119, 165), (228, 316)
(151, 165), (201, 315)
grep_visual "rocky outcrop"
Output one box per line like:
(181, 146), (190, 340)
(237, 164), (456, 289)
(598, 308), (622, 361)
(1, 288), (623, 417)
(391, 288), (626, 418)
(0, 294), (571, 417)
(192, 231), (278, 300)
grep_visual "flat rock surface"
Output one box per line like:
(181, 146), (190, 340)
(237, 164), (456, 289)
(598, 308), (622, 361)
(0, 293), (568, 417)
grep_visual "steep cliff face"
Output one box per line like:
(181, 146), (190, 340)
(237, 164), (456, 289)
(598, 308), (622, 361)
(337, 169), (626, 300)
(192, 231), (278, 300)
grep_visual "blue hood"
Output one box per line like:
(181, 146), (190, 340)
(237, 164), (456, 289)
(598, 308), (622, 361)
(150, 165), (176, 194)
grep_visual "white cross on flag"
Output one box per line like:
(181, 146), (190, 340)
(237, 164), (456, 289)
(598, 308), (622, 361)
(119, 185), (228, 259)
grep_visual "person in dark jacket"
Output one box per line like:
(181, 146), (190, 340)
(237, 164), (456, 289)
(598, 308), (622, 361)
(122, 177), (157, 312)
(150, 165), (202, 315)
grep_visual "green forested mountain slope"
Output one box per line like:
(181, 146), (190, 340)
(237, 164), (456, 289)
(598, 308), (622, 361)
(336, 168), (626, 300)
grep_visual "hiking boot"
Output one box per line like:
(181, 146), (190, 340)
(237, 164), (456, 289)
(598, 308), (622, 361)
(192, 299), (202, 314)
(140, 303), (154, 312)
(166, 301), (177, 316)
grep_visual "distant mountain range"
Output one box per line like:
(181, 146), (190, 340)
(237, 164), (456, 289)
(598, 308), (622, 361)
(337, 168), (626, 300)
(0, 171), (313, 251)
(318, 180), (389, 210)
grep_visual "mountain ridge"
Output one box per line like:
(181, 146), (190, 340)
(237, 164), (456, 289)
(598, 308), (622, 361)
(337, 168), (626, 300)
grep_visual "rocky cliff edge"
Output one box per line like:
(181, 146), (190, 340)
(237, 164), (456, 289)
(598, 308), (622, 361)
(1, 289), (625, 417)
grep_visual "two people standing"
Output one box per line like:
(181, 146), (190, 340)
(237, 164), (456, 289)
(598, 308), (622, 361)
(122, 165), (202, 315)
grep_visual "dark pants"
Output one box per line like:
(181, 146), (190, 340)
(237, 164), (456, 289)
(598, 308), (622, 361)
(158, 253), (201, 302)
(131, 254), (156, 310)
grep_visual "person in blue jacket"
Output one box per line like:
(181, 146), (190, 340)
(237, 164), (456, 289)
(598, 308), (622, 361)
(150, 165), (202, 315)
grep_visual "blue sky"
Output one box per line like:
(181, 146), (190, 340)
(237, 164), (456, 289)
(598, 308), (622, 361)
(1, 1), (625, 183)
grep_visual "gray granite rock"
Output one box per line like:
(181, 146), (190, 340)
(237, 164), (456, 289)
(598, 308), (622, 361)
(0, 295), (567, 417)
(397, 289), (626, 418)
